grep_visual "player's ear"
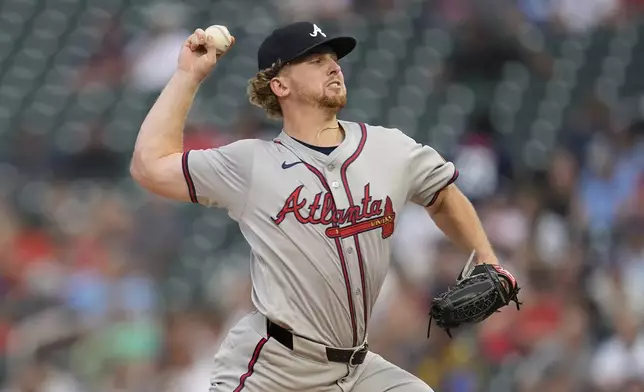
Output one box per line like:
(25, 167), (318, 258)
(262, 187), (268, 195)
(270, 76), (289, 98)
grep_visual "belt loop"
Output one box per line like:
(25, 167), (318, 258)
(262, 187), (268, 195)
(349, 350), (360, 367)
(349, 343), (368, 367)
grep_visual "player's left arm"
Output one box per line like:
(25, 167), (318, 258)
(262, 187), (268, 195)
(425, 184), (497, 265)
(399, 130), (497, 265)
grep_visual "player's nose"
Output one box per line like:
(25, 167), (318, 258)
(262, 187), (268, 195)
(328, 59), (341, 76)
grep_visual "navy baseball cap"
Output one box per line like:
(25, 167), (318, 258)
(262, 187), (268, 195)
(257, 22), (357, 71)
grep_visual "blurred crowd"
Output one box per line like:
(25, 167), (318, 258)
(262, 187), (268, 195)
(2, 0), (644, 391)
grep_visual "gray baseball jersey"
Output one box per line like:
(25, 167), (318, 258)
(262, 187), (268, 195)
(182, 120), (458, 349)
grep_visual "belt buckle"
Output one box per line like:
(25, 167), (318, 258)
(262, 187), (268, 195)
(348, 342), (368, 367)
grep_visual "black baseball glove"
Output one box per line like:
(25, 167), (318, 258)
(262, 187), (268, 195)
(428, 263), (521, 338)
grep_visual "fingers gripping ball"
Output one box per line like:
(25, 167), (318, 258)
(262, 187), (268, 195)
(428, 263), (522, 338)
(204, 25), (233, 55)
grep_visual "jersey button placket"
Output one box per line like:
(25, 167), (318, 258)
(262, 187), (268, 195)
(327, 163), (361, 345)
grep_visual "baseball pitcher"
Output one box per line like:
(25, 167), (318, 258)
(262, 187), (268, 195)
(131, 21), (520, 392)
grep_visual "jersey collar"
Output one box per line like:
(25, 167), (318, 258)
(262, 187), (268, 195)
(275, 120), (359, 165)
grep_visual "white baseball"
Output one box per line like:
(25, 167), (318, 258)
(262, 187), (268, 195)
(204, 25), (233, 54)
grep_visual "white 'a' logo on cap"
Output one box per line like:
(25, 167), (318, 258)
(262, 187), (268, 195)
(310, 24), (326, 38)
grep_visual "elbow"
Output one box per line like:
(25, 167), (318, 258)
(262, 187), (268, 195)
(129, 154), (150, 186)
(130, 161), (158, 194)
(129, 162), (142, 183)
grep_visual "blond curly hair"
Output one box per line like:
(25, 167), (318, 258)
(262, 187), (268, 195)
(247, 61), (285, 120)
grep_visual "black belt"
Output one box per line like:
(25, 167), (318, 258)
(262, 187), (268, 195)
(266, 319), (368, 366)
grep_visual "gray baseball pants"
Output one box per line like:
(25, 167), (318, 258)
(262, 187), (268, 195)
(209, 310), (433, 392)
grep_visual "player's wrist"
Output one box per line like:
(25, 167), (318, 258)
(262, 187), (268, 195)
(475, 250), (498, 265)
(173, 69), (204, 89)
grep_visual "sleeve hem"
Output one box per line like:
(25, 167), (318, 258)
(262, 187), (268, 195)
(182, 151), (199, 204)
(426, 168), (459, 207)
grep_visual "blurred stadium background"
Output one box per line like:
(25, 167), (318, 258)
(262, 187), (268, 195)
(1, 0), (644, 391)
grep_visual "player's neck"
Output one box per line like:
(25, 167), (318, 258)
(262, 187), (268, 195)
(282, 109), (343, 147)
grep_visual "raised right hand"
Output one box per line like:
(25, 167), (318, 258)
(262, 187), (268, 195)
(177, 28), (235, 84)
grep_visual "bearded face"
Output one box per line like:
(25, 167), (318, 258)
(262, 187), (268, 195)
(277, 51), (347, 113)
